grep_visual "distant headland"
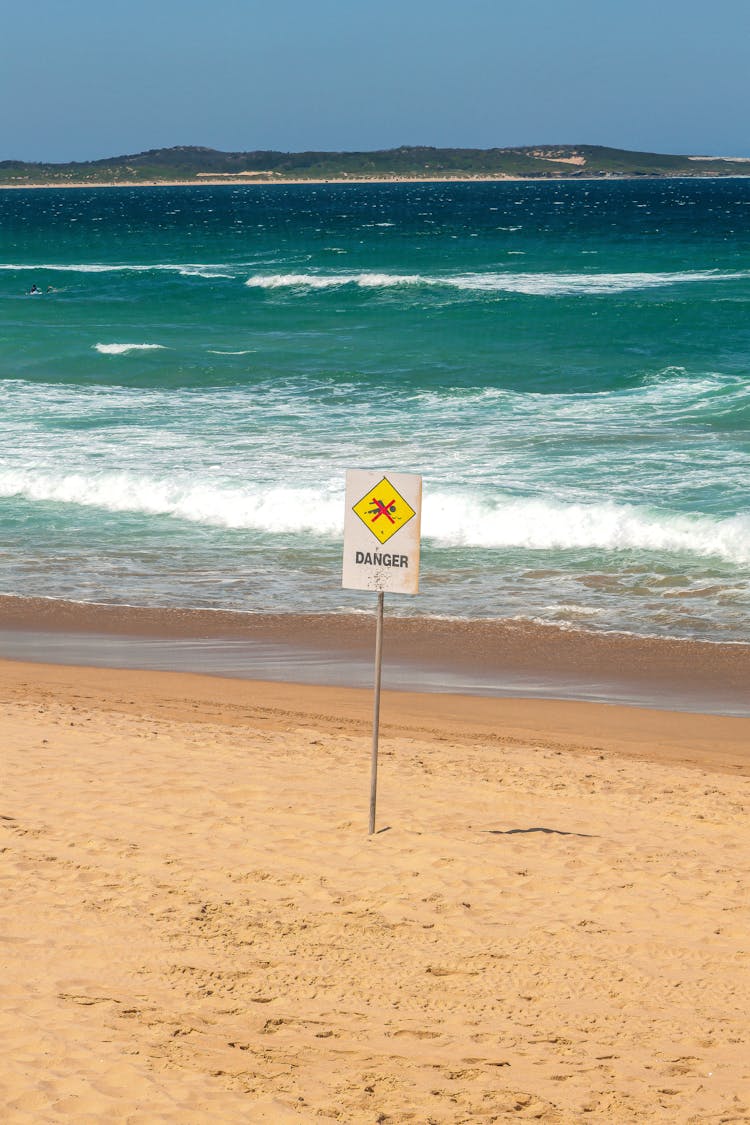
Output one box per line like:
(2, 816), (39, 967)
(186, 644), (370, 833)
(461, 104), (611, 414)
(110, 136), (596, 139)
(2, 144), (749, 187)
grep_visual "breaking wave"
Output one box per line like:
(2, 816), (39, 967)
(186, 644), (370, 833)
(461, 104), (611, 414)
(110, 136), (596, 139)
(245, 272), (424, 290)
(94, 343), (167, 355)
(1, 469), (748, 564)
(1, 263), (235, 279)
(0, 471), (343, 536)
(423, 495), (750, 563)
(244, 268), (750, 296)
(6, 262), (749, 296)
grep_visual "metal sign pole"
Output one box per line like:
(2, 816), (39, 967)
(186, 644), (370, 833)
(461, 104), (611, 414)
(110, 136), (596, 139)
(369, 590), (385, 835)
(343, 469), (421, 835)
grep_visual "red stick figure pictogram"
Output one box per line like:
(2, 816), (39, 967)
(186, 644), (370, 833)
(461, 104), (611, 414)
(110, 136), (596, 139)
(368, 496), (397, 524)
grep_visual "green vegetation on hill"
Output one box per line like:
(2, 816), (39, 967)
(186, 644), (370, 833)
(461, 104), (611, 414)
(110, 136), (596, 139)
(1, 144), (748, 185)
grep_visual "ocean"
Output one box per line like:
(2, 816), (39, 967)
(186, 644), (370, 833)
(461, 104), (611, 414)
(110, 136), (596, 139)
(1, 177), (749, 642)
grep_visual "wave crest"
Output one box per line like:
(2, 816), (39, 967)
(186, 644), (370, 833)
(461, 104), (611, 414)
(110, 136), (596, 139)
(1, 263), (234, 279)
(244, 271), (425, 290)
(425, 495), (750, 562)
(94, 343), (167, 355)
(243, 269), (750, 296)
(1, 470), (748, 564)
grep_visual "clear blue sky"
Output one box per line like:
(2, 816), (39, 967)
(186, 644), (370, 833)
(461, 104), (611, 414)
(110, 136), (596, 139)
(4, 0), (749, 161)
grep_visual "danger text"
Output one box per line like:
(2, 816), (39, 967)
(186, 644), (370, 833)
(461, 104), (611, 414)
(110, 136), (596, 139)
(355, 551), (409, 568)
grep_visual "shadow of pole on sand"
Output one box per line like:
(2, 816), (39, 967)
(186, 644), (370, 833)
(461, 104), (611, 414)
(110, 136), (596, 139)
(488, 826), (597, 838)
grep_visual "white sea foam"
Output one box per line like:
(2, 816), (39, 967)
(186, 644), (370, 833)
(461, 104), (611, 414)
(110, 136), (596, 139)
(94, 343), (167, 355)
(5, 261), (748, 296)
(422, 494), (750, 563)
(0, 471), (343, 536)
(0, 263), (128, 273)
(455, 270), (740, 296)
(1, 262), (235, 278)
(244, 272), (426, 290)
(1, 469), (748, 565)
(243, 269), (750, 296)
(174, 265), (236, 279)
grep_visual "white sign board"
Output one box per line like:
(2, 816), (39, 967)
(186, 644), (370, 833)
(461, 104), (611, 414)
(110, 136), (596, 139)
(342, 469), (422, 595)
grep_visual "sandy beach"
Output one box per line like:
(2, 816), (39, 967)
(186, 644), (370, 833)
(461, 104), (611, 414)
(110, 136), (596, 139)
(1, 174), (709, 190)
(2, 652), (749, 1123)
(1, 175), (531, 190)
(4, 171), (750, 190)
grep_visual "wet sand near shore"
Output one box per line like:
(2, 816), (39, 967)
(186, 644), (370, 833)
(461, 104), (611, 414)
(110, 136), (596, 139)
(1, 656), (749, 1122)
(1, 595), (749, 715)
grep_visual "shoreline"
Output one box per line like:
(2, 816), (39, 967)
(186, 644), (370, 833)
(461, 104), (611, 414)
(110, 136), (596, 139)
(2, 594), (749, 716)
(3, 173), (750, 190)
(3, 656), (750, 778)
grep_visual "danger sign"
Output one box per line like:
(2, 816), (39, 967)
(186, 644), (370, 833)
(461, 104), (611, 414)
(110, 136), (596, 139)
(351, 477), (417, 545)
(343, 469), (421, 594)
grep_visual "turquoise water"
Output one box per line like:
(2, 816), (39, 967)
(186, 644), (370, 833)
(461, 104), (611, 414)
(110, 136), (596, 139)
(1, 178), (749, 639)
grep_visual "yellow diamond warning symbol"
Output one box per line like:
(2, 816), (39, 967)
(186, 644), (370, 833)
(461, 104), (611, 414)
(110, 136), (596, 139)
(352, 477), (417, 544)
